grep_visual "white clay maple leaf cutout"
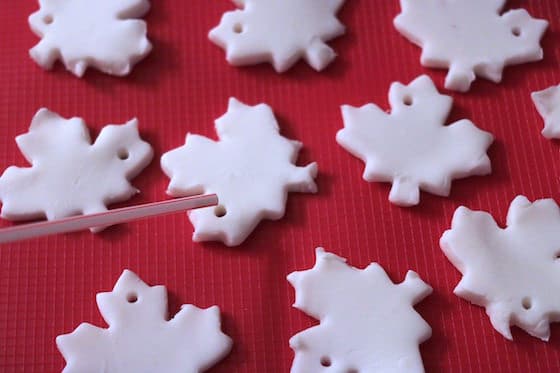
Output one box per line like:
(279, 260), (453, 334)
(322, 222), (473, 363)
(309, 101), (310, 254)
(161, 98), (318, 246)
(336, 75), (494, 207)
(394, 0), (548, 92)
(209, 0), (346, 72)
(29, 0), (152, 77)
(0, 108), (153, 230)
(288, 248), (432, 373)
(532, 84), (560, 139)
(440, 196), (560, 341)
(57, 270), (233, 372)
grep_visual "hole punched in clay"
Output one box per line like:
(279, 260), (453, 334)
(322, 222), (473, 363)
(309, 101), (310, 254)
(43, 14), (54, 25)
(403, 95), (413, 106)
(214, 205), (227, 218)
(117, 148), (130, 160)
(233, 23), (244, 34)
(126, 292), (138, 303)
(522, 297), (532, 310)
(512, 27), (522, 37)
(320, 356), (332, 367)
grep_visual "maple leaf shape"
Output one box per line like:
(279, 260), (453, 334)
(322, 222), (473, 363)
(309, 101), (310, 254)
(336, 75), (494, 207)
(394, 0), (548, 91)
(57, 270), (232, 372)
(29, 0), (152, 77)
(209, 0), (346, 72)
(532, 84), (560, 139)
(288, 248), (432, 373)
(0, 108), (153, 228)
(161, 98), (318, 246)
(441, 196), (560, 341)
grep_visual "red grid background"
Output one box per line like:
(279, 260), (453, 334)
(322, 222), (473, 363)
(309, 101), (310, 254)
(1, 1), (560, 372)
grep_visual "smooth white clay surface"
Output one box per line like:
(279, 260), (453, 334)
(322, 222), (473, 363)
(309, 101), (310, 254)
(161, 98), (318, 246)
(394, 0), (548, 92)
(0, 108), (153, 230)
(337, 75), (493, 207)
(209, 0), (346, 72)
(532, 84), (560, 139)
(288, 248), (432, 373)
(29, 0), (152, 77)
(57, 270), (233, 372)
(441, 196), (560, 341)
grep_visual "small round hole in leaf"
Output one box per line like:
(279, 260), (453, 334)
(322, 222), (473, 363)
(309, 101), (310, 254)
(43, 15), (53, 24)
(117, 149), (129, 160)
(320, 356), (332, 367)
(214, 205), (227, 218)
(127, 292), (138, 303)
(522, 297), (532, 310)
(403, 95), (413, 106)
(512, 27), (521, 37)
(233, 23), (244, 34)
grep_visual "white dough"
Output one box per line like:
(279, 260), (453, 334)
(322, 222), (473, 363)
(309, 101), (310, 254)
(161, 98), (318, 246)
(288, 248), (432, 373)
(57, 270), (233, 372)
(337, 75), (493, 207)
(0, 108), (153, 230)
(441, 196), (560, 341)
(394, 0), (548, 92)
(29, 0), (152, 77)
(209, 0), (346, 72)
(532, 84), (560, 139)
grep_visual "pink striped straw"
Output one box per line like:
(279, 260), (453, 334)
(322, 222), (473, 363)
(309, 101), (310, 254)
(0, 194), (218, 244)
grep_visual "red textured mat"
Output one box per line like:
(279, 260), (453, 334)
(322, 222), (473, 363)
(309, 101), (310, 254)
(1, 1), (560, 372)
